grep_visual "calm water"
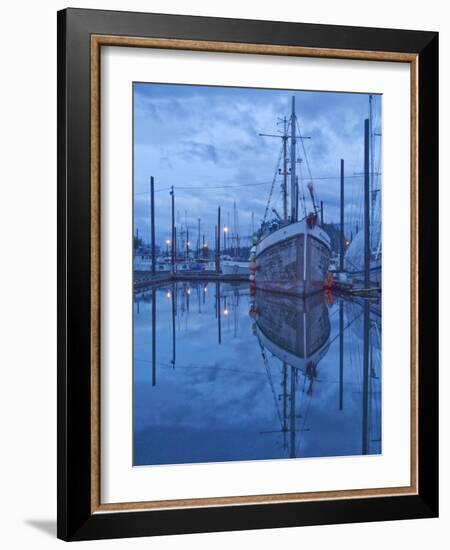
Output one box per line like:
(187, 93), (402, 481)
(133, 282), (381, 466)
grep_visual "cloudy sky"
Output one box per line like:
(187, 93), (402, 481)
(133, 83), (381, 249)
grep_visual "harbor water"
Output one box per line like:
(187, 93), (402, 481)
(133, 281), (381, 466)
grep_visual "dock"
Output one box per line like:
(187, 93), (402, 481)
(134, 270), (248, 292)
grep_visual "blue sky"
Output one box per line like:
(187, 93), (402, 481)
(133, 83), (381, 248)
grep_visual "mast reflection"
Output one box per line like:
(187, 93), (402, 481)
(251, 291), (331, 457)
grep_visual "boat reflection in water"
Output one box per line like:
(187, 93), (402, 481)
(253, 291), (330, 392)
(133, 282), (381, 466)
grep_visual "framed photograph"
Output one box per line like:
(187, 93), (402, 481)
(57, 8), (438, 541)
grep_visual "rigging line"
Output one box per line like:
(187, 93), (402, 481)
(135, 186), (172, 195)
(295, 117), (315, 193)
(296, 378), (313, 456)
(255, 331), (283, 428)
(144, 360), (267, 376)
(298, 153), (308, 218)
(135, 175), (369, 195)
(295, 118), (323, 217)
(327, 309), (364, 349)
(263, 144), (284, 225)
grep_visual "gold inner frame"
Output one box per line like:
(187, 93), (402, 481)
(90, 35), (419, 514)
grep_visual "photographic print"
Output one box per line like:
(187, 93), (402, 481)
(132, 83), (382, 467)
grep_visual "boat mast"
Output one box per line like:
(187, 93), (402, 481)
(233, 201), (238, 257)
(282, 117), (289, 221)
(290, 96), (297, 223)
(364, 119), (370, 289)
(369, 95), (375, 247)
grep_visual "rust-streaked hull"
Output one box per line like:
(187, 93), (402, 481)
(255, 221), (331, 297)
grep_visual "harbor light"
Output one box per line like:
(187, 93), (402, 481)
(223, 308), (229, 316)
(166, 291), (171, 299)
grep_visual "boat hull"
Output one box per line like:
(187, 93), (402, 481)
(255, 221), (331, 297)
(221, 260), (249, 275)
(346, 257), (382, 287)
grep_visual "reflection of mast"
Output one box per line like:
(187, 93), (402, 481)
(256, 329), (311, 459)
(233, 290), (239, 337)
(171, 283), (176, 369)
(216, 282), (222, 344)
(282, 363), (288, 450)
(339, 298), (344, 410)
(151, 289), (156, 386)
(289, 366), (296, 458)
(254, 292), (329, 457)
(362, 299), (370, 454)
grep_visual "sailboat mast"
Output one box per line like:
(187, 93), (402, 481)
(282, 117), (288, 220)
(369, 95), (375, 246)
(290, 96), (297, 223)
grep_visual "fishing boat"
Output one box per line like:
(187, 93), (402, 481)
(255, 97), (331, 297)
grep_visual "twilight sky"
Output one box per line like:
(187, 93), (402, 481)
(133, 83), (381, 249)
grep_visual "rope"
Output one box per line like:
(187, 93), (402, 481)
(262, 144), (284, 225)
(255, 330), (283, 428)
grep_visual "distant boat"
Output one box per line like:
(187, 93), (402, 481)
(344, 187), (381, 287)
(328, 254), (339, 274)
(221, 259), (249, 275)
(255, 97), (331, 297)
(133, 255), (152, 271)
(204, 260), (217, 272)
(345, 230), (381, 286)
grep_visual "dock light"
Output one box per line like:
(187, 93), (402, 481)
(223, 308), (229, 316)
(187, 288), (191, 295)
(166, 291), (171, 299)
(204, 287), (208, 292)
(223, 226), (228, 233)
(345, 240), (350, 246)
(165, 239), (171, 245)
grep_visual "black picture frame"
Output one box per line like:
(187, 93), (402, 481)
(57, 7), (438, 541)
